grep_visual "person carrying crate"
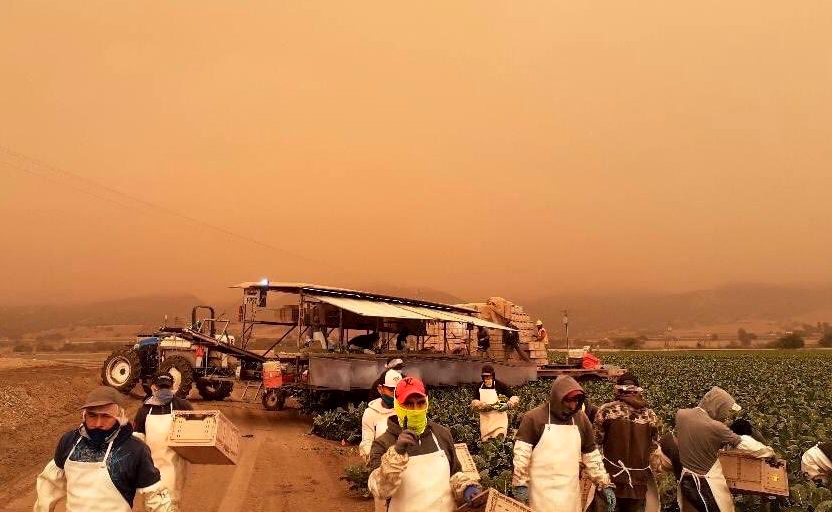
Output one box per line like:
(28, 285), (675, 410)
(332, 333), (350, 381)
(367, 376), (483, 512)
(34, 386), (177, 512)
(133, 374), (194, 508)
(674, 387), (776, 512)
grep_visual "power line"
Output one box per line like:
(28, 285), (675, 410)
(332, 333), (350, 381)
(0, 145), (350, 275)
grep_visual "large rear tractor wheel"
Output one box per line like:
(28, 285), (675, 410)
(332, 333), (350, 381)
(101, 349), (142, 393)
(262, 388), (287, 411)
(159, 355), (195, 398)
(196, 379), (234, 401)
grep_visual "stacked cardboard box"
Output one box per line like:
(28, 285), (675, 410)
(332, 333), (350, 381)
(423, 298), (547, 365)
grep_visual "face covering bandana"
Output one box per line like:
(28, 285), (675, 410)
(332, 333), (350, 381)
(381, 394), (394, 408)
(394, 398), (428, 435)
(86, 425), (120, 446)
(146, 388), (175, 406)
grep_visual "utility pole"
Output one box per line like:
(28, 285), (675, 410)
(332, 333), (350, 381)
(562, 309), (569, 361)
(666, 323), (672, 349)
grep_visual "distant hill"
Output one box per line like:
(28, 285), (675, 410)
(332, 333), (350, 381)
(0, 294), (201, 338)
(521, 283), (832, 337)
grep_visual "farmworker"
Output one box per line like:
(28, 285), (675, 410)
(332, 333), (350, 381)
(675, 386), (775, 512)
(512, 376), (616, 512)
(386, 358), (405, 372)
(34, 386), (177, 512)
(471, 364), (520, 440)
(361, 369), (403, 512)
(476, 326), (491, 356)
(370, 359), (406, 399)
(396, 326), (410, 351)
(503, 323), (531, 362)
(536, 320), (548, 346)
(349, 331), (380, 353)
(133, 374), (194, 508)
(802, 442), (832, 487)
(368, 376), (483, 511)
(592, 372), (661, 512)
(360, 369), (403, 461)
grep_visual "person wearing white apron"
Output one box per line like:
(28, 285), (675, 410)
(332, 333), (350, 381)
(674, 387), (775, 512)
(367, 376), (483, 512)
(471, 365), (519, 441)
(591, 372), (661, 512)
(134, 374), (193, 507)
(359, 369), (402, 512)
(34, 386), (176, 512)
(802, 442), (832, 486)
(512, 376), (615, 512)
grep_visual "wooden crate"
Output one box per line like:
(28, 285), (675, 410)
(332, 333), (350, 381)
(168, 410), (240, 465)
(456, 488), (531, 512)
(455, 443), (480, 480)
(719, 450), (789, 497)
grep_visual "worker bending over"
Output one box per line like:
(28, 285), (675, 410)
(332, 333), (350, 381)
(133, 374), (194, 508)
(802, 442), (832, 487)
(34, 386), (176, 512)
(470, 365), (519, 440)
(512, 376), (615, 512)
(368, 376), (482, 512)
(675, 387), (775, 512)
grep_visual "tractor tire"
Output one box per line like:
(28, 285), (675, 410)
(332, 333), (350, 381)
(101, 348), (142, 394)
(159, 355), (195, 398)
(196, 380), (234, 401)
(262, 389), (286, 411)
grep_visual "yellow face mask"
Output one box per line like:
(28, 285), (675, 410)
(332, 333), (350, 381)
(394, 398), (429, 435)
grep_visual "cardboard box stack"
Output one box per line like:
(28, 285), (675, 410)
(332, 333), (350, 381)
(424, 297), (547, 365)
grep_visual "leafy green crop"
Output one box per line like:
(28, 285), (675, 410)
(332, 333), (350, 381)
(318, 351), (832, 510)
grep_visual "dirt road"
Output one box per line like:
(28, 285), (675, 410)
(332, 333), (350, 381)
(0, 356), (370, 512)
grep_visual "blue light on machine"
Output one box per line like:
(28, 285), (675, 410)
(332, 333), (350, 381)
(259, 278), (270, 287)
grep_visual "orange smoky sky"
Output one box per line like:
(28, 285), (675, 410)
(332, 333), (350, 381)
(1, 1), (831, 305)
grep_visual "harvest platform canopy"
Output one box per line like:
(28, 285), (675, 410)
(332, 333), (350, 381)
(231, 281), (514, 332)
(230, 280), (515, 355)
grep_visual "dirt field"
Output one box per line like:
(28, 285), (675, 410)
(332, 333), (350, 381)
(0, 355), (369, 512)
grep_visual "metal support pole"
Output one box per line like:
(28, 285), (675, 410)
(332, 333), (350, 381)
(298, 293), (304, 348)
(339, 308), (344, 347)
(443, 322), (448, 353)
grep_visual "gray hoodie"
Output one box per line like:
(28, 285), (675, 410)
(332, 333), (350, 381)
(675, 387), (742, 474)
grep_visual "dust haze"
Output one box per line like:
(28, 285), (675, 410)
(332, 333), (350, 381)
(2, 1), (832, 306)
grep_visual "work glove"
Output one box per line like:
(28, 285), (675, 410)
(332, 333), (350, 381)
(394, 430), (418, 455)
(463, 484), (483, 503)
(602, 487), (616, 512)
(512, 485), (529, 504)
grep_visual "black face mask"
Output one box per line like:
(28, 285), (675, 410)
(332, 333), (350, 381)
(86, 424), (119, 446)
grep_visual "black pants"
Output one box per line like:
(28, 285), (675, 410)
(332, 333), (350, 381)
(616, 498), (645, 512)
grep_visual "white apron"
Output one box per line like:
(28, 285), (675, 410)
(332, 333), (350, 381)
(677, 459), (734, 512)
(388, 433), (454, 512)
(145, 403), (188, 504)
(478, 388), (508, 441)
(530, 418), (582, 512)
(64, 435), (132, 512)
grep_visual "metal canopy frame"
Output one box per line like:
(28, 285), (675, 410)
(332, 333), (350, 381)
(232, 281), (515, 357)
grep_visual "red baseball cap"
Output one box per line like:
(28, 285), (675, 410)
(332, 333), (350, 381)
(564, 389), (584, 401)
(395, 376), (427, 403)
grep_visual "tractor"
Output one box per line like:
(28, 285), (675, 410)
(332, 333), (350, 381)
(101, 306), (240, 400)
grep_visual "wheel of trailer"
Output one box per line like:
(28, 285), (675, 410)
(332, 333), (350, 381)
(159, 355), (194, 398)
(262, 389), (286, 411)
(196, 379), (234, 401)
(101, 348), (141, 393)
